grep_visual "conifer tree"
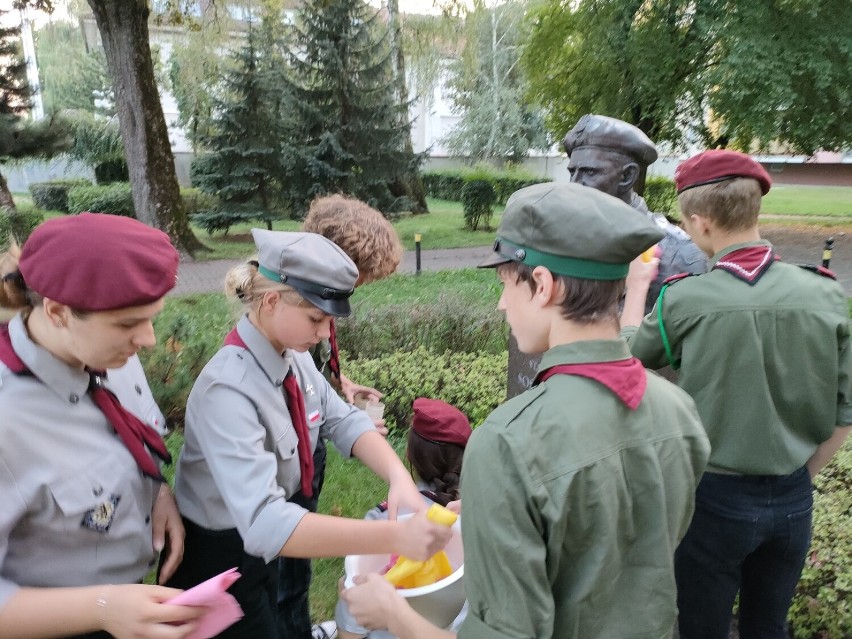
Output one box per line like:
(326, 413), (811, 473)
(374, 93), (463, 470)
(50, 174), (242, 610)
(0, 9), (68, 212)
(193, 13), (286, 230)
(279, 0), (423, 217)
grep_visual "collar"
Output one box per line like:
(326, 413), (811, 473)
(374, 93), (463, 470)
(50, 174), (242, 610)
(710, 240), (776, 284)
(7, 314), (91, 401)
(537, 339), (635, 371)
(535, 340), (645, 409)
(233, 314), (293, 383)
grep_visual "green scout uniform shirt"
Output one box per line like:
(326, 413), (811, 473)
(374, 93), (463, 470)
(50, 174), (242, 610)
(457, 340), (709, 639)
(623, 240), (852, 475)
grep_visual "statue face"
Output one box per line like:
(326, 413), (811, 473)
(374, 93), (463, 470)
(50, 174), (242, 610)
(566, 148), (629, 198)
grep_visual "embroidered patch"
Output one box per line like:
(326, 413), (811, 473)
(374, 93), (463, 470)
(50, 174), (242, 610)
(308, 409), (321, 423)
(81, 494), (121, 533)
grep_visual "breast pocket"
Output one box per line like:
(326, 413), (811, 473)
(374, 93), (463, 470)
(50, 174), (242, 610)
(50, 455), (131, 535)
(274, 427), (303, 496)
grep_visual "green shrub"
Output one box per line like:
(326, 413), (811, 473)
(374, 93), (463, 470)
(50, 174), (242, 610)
(94, 158), (129, 184)
(68, 182), (135, 217)
(141, 294), (234, 426)
(28, 179), (91, 213)
(344, 346), (506, 432)
(644, 175), (677, 216)
(181, 187), (217, 217)
(789, 439), (852, 639)
(461, 179), (496, 231)
(421, 165), (550, 205)
(338, 295), (507, 359)
(191, 209), (259, 236)
(0, 207), (45, 249)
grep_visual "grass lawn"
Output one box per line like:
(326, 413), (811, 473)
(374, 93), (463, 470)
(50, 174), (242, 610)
(760, 185), (852, 217)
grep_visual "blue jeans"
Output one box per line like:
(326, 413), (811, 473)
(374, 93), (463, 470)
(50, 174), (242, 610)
(675, 467), (813, 639)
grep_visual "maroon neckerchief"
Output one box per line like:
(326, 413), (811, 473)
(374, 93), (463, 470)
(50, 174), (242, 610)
(224, 327), (314, 497)
(534, 357), (647, 410)
(328, 319), (341, 382)
(0, 323), (171, 481)
(713, 245), (779, 284)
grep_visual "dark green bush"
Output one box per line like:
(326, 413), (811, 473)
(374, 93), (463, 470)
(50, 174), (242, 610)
(789, 439), (852, 639)
(141, 294), (234, 426)
(94, 158), (129, 185)
(461, 179), (496, 231)
(181, 187), (217, 217)
(68, 183), (135, 217)
(644, 175), (678, 216)
(344, 346), (506, 432)
(421, 165), (550, 205)
(337, 295), (507, 359)
(0, 207), (45, 249)
(191, 209), (259, 235)
(28, 179), (92, 213)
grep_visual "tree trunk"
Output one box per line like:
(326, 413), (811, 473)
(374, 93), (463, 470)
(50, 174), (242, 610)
(387, 0), (428, 214)
(0, 172), (16, 212)
(87, 0), (204, 255)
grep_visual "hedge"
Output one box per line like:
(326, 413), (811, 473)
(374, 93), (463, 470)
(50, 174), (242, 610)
(644, 175), (678, 216)
(65, 183), (219, 219)
(461, 179), (496, 231)
(28, 179), (91, 213)
(421, 164), (551, 205)
(0, 207), (45, 249)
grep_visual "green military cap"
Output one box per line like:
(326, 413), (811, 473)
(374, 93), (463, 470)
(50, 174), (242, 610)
(478, 182), (665, 280)
(251, 229), (358, 316)
(563, 114), (658, 166)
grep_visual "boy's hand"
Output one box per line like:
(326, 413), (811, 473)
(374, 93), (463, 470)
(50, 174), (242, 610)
(342, 573), (404, 631)
(394, 510), (452, 561)
(626, 254), (660, 293)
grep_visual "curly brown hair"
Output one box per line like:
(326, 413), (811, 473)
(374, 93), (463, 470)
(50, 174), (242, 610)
(303, 194), (402, 285)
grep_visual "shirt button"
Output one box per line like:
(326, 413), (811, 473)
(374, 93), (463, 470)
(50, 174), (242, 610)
(290, 448), (295, 455)
(145, 515), (151, 524)
(92, 486), (103, 496)
(135, 384), (142, 395)
(69, 394), (79, 404)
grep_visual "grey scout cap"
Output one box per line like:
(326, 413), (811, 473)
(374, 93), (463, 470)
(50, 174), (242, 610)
(563, 114), (658, 166)
(251, 229), (358, 317)
(479, 182), (665, 280)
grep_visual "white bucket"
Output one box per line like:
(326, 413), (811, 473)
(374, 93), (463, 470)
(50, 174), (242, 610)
(344, 515), (466, 629)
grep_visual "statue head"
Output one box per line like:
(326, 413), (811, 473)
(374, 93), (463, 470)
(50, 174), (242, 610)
(563, 115), (658, 204)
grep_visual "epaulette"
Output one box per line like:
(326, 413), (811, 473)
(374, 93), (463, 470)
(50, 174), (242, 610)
(796, 264), (837, 280)
(662, 272), (696, 285)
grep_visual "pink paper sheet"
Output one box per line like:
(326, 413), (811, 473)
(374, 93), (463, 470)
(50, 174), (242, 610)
(165, 567), (244, 639)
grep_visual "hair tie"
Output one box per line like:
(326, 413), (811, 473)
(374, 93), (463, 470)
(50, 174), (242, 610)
(248, 260), (259, 268)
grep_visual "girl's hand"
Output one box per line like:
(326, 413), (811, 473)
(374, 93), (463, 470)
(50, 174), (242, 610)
(99, 584), (203, 639)
(386, 469), (425, 520)
(393, 510), (451, 561)
(151, 485), (185, 584)
(342, 573), (404, 631)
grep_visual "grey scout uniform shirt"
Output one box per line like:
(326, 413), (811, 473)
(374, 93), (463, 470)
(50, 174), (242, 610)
(623, 240), (852, 475)
(174, 314), (374, 563)
(457, 340), (710, 639)
(0, 314), (165, 608)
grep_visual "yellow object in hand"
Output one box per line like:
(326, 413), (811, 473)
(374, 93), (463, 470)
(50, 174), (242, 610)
(640, 245), (657, 263)
(384, 504), (457, 588)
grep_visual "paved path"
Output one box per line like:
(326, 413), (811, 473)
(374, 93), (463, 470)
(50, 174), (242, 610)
(173, 225), (852, 296)
(172, 246), (495, 296)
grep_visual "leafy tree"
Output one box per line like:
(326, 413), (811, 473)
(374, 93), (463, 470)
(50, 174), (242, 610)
(523, 0), (852, 154)
(0, 8), (69, 212)
(34, 21), (112, 115)
(15, 0), (203, 253)
(279, 0), (424, 217)
(443, 0), (550, 161)
(192, 11), (287, 230)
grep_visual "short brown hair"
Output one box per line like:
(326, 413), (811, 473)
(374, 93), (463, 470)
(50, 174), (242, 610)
(303, 195), (402, 284)
(497, 262), (624, 326)
(678, 177), (762, 232)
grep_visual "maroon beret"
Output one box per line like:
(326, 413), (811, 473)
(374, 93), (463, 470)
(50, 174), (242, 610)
(412, 398), (471, 448)
(675, 149), (772, 195)
(19, 213), (179, 311)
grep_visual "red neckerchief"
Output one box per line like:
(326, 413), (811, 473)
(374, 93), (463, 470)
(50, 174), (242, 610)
(534, 357), (647, 410)
(0, 323), (170, 480)
(328, 319), (341, 381)
(713, 245), (778, 284)
(224, 327), (314, 497)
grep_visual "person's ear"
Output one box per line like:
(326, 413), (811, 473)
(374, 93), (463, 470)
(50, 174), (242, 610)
(42, 298), (71, 328)
(619, 162), (640, 194)
(530, 266), (560, 305)
(687, 213), (712, 237)
(260, 290), (280, 313)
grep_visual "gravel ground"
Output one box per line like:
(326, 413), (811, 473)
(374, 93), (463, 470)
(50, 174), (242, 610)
(172, 223), (852, 297)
